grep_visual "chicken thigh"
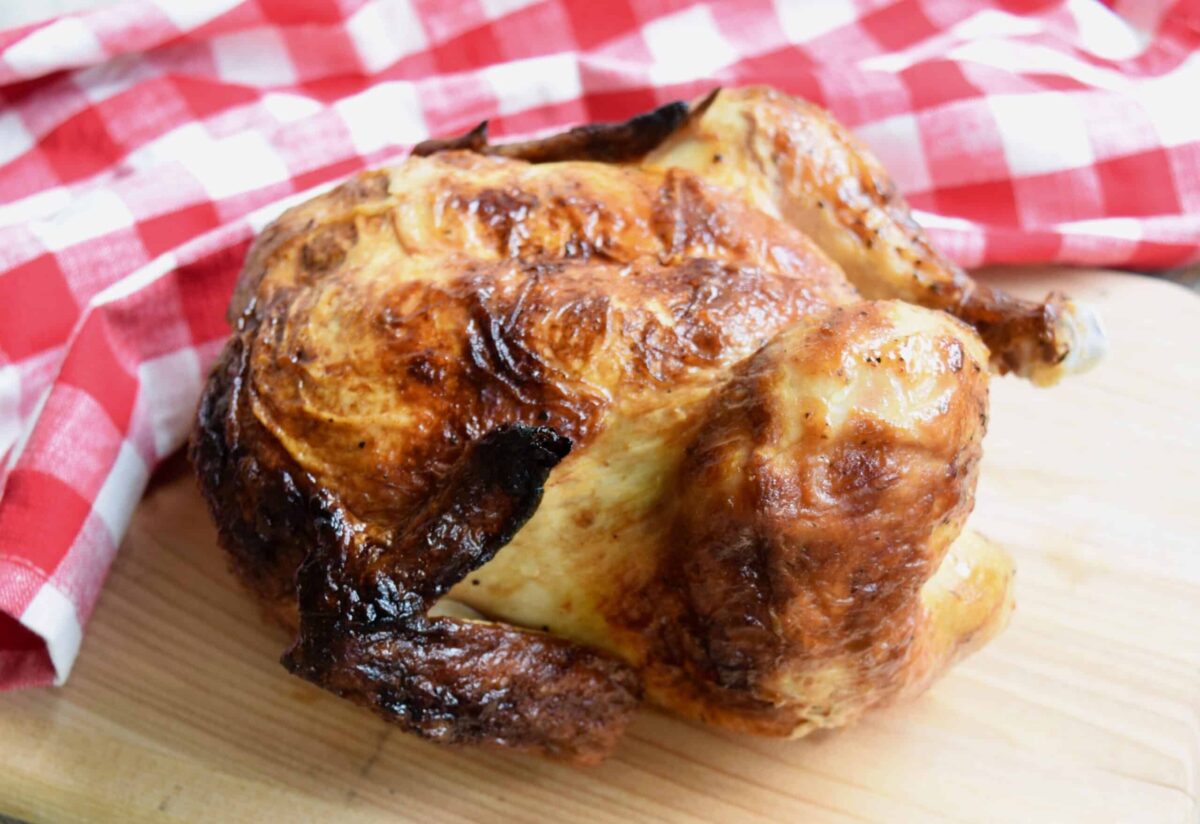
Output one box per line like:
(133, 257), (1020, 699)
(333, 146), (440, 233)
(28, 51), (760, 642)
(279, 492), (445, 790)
(192, 88), (1095, 763)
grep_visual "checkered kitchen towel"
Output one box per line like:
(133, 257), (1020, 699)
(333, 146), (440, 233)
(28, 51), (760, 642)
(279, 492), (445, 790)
(1, 0), (1198, 688)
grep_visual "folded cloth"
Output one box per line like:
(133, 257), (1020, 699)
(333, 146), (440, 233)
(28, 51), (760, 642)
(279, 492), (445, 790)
(1, 0), (1197, 688)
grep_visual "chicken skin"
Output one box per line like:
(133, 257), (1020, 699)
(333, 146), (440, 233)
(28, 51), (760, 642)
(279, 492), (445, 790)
(192, 88), (1099, 763)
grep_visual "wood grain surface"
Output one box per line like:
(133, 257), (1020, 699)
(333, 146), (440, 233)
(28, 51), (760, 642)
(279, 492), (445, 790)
(0, 269), (1196, 823)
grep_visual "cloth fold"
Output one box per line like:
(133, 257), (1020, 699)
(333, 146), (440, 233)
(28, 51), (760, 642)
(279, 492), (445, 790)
(1, 0), (1197, 688)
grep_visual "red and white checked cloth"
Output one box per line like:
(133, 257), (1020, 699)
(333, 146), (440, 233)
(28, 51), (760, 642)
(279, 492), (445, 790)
(1, 0), (1198, 690)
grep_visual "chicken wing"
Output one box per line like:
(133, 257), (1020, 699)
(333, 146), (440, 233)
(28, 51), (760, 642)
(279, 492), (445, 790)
(642, 87), (1106, 385)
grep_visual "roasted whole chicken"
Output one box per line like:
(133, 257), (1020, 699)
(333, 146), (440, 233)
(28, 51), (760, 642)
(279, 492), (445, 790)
(192, 87), (1103, 763)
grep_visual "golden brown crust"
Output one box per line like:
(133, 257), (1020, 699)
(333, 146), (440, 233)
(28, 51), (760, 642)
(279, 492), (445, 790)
(231, 171), (392, 325)
(194, 147), (854, 761)
(192, 88), (1027, 762)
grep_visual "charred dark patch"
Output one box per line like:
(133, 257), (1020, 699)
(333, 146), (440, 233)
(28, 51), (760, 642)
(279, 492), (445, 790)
(300, 221), (357, 274)
(277, 425), (640, 762)
(189, 340), (323, 619)
(411, 120), (488, 156)
(414, 98), (697, 164)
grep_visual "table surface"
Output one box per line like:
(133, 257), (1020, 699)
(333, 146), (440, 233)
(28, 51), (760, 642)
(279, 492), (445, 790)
(1, 268), (1198, 823)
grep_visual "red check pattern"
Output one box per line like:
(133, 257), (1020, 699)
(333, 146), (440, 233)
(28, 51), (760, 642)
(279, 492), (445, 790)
(1, 0), (1198, 689)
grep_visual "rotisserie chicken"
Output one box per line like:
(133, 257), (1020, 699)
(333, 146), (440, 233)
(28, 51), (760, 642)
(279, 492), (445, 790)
(192, 87), (1104, 763)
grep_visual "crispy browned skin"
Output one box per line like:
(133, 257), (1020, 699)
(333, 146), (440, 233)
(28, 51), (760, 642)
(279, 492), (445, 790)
(191, 88), (1053, 762)
(631, 304), (995, 732)
(282, 425), (640, 763)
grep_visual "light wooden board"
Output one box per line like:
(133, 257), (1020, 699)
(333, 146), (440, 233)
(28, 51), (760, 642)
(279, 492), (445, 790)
(1, 269), (1197, 823)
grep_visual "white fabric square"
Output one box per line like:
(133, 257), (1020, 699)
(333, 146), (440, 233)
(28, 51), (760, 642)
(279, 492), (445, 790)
(91, 439), (149, 544)
(211, 27), (297, 87)
(1057, 217), (1140, 263)
(3, 17), (106, 78)
(950, 8), (1043, 40)
(29, 189), (135, 251)
(0, 187), (71, 230)
(335, 81), (428, 156)
(1067, 0), (1145, 60)
(855, 114), (933, 194)
(125, 122), (209, 170)
(989, 93), (1094, 176)
(20, 584), (82, 685)
(643, 6), (738, 86)
(183, 131), (291, 200)
(345, 0), (428, 74)
(774, 0), (857, 43)
(157, 0), (243, 30)
(0, 109), (34, 167)
(948, 40), (1129, 93)
(137, 348), (204, 460)
(479, 0), (540, 18)
(0, 365), (21, 469)
(1139, 52), (1200, 148)
(485, 54), (583, 116)
(1056, 216), (1143, 240)
(261, 92), (323, 124)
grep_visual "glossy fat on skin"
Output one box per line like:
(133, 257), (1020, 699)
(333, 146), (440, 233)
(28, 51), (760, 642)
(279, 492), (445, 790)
(194, 133), (1015, 761)
(642, 86), (1105, 385)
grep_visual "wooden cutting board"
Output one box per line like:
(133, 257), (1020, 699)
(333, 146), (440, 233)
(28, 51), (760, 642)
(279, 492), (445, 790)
(1, 269), (1197, 823)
